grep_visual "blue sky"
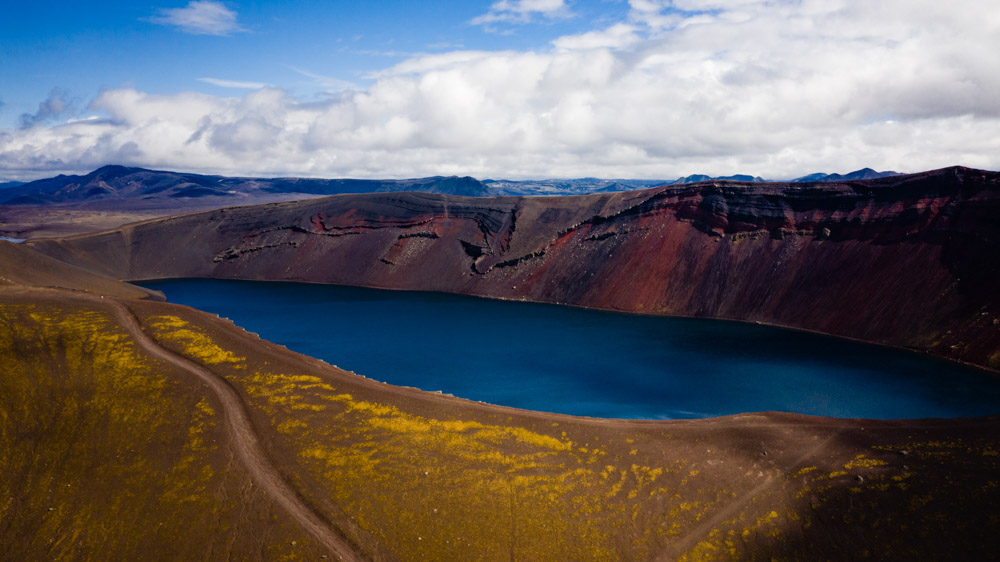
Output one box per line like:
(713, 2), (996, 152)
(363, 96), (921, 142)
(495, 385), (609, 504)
(2, 1), (999, 181)
(1, 1), (619, 128)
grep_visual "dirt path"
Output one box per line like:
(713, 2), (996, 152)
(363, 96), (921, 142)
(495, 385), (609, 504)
(656, 428), (843, 560)
(104, 298), (362, 560)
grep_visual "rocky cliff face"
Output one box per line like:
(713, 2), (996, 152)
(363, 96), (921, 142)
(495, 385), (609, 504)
(31, 166), (1000, 370)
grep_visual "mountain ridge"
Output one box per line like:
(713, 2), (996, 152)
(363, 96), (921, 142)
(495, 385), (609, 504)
(1, 165), (905, 204)
(0, 165), (490, 206)
(791, 167), (900, 183)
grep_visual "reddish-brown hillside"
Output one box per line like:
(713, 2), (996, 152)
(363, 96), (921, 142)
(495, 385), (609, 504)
(30, 166), (1000, 370)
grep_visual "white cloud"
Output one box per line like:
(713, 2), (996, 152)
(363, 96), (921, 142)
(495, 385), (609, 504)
(198, 78), (269, 89)
(3, 0), (1000, 180)
(17, 88), (74, 129)
(148, 1), (245, 36)
(471, 0), (571, 26)
(553, 23), (641, 51)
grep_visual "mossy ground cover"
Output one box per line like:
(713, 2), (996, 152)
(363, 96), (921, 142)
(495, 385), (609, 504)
(0, 294), (322, 560)
(674, 440), (1000, 561)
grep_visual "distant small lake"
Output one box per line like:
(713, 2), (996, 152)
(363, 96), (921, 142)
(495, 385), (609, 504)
(0, 237), (25, 243)
(140, 279), (1000, 420)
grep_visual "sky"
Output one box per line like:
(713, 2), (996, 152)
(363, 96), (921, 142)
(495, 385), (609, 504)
(1, 0), (999, 181)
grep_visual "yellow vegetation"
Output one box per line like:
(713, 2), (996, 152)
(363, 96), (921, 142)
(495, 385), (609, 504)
(148, 314), (245, 366)
(844, 454), (888, 470)
(0, 303), (310, 559)
(227, 369), (720, 560)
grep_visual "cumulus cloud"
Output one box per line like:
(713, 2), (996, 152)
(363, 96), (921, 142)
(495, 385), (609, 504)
(3, 0), (1000, 180)
(471, 0), (571, 26)
(552, 23), (641, 51)
(148, 1), (245, 36)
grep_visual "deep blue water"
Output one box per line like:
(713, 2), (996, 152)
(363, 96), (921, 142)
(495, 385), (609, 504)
(139, 278), (1000, 420)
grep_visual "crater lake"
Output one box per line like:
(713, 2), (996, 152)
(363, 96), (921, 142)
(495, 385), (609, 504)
(140, 278), (1000, 420)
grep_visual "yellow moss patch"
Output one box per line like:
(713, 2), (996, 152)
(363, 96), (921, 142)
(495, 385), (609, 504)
(794, 466), (817, 477)
(147, 315), (245, 366)
(844, 455), (888, 470)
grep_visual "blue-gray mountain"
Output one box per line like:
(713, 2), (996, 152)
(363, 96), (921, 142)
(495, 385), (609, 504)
(791, 168), (900, 183)
(483, 175), (767, 196)
(1, 166), (901, 205)
(482, 169), (898, 195)
(0, 165), (488, 207)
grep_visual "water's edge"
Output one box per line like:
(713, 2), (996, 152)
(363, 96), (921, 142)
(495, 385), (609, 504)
(139, 278), (1000, 421)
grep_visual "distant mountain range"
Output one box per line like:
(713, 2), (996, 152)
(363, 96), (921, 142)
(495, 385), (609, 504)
(0, 165), (903, 206)
(0, 165), (488, 207)
(673, 174), (768, 184)
(483, 169), (897, 195)
(482, 178), (668, 196)
(790, 168), (900, 183)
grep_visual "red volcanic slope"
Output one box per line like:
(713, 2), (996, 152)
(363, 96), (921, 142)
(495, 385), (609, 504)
(30, 166), (1000, 370)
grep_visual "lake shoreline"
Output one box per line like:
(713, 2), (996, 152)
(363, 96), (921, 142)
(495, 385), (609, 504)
(139, 277), (1000, 421)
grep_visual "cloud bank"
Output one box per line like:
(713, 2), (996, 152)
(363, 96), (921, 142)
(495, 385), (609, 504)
(3, 0), (999, 180)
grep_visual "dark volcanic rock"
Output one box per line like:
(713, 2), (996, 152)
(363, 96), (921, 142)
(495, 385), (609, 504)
(29, 166), (1000, 370)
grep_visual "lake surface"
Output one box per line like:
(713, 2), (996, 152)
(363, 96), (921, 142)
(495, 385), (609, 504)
(140, 278), (1000, 420)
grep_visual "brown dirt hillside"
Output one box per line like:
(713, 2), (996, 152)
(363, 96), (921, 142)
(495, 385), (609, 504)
(0, 241), (159, 300)
(2, 246), (1000, 560)
(27, 166), (1000, 370)
(0, 206), (170, 239)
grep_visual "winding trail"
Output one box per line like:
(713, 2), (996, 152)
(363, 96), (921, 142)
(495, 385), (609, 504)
(104, 297), (362, 560)
(656, 427), (845, 560)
